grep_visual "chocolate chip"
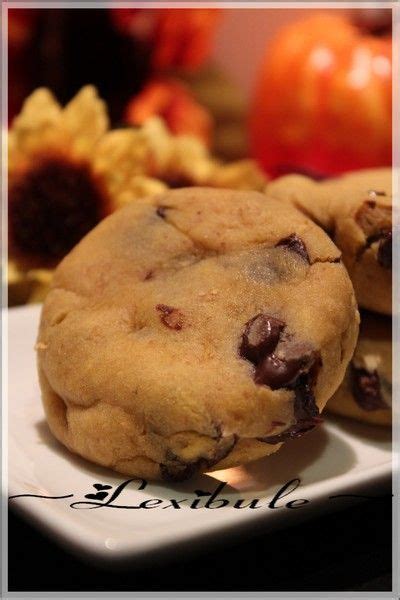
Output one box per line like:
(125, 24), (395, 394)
(160, 436), (237, 482)
(160, 449), (198, 482)
(211, 435), (238, 465)
(258, 372), (322, 443)
(276, 234), (310, 263)
(355, 200), (391, 241)
(239, 315), (321, 441)
(255, 354), (301, 389)
(255, 346), (318, 390)
(156, 304), (184, 330)
(156, 206), (168, 219)
(240, 317), (320, 392)
(351, 365), (388, 411)
(377, 230), (392, 269)
(293, 372), (321, 420)
(362, 229), (392, 269)
(260, 416), (323, 444)
(257, 417), (323, 445)
(240, 314), (284, 364)
(160, 461), (198, 482)
(364, 199), (377, 209)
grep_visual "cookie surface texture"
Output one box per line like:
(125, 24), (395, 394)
(327, 311), (391, 426)
(37, 187), (359, 480)
(267, 168), (392, 315)
(323, 168), (392, 315)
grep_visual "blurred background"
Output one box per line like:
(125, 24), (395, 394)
(7, 7), (392, 304)
(9, 7), (392, 173)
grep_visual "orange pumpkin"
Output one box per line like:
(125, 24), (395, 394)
(249, 14), (392, 177)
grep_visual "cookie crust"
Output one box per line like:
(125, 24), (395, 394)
(37, 187), (359, 480)
(327, 311), (391, 426)
(267, 168), (392, 315)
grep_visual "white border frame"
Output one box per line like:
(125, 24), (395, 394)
(1, 1), (398, 598)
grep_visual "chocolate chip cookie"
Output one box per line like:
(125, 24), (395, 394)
(267, 168), (392, 315)
(37, 187), (359, 481)
(327, 312), (391, 426)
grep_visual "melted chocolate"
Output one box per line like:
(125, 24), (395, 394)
(160, 436), (237, 482)
(351, 364), (388, 411)
(240, 314), (284, 364)
(276, 234), (310, 263)
(239, 314), (321, 441)
(156, 206), (168, 219)
(377, 230), (392, 269)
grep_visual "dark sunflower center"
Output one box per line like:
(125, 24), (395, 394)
(9, 157), (110, 266)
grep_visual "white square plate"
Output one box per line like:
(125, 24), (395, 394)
(6, 305), (392, 564)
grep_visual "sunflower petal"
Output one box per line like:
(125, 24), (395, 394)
(9, 88), (62, 168)
(62, 85), (109, 155)
(12, 88), (61, 134)
(208, 159), (268, 191)
(168, 134), (213, 183)
(140, 117), (174, 172)
(94, 129), (152, 196)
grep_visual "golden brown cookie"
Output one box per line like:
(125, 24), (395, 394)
(267, 168), (392, 315)
(37, 188), (359, 481)
(327, 312), (391, 426)
(266, 174), (334, 231)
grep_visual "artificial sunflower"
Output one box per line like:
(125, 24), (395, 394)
(7, 85), (166, 303)
(8, 85), (266, 305)
(103, 115), (268, 203)
(8, 85), (165, 270)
